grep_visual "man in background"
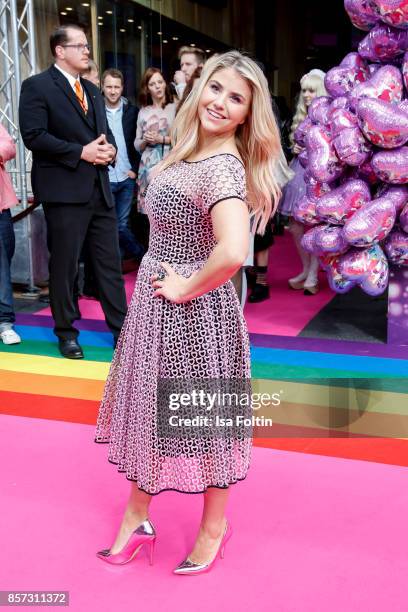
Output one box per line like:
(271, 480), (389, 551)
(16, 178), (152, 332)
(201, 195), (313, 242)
(173, 46), (205, 99)
(102, 68), (144, 263)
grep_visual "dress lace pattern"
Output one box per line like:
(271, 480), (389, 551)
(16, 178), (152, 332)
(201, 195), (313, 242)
(95, 154), (252, 495)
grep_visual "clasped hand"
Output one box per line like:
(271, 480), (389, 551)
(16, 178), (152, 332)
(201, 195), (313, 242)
(143, 130), (163, 146)
(151, 262), (198, 304)
(81, 133), (116, 165)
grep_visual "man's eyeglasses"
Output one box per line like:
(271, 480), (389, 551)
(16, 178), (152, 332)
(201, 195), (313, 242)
(61, 43), (90, 52)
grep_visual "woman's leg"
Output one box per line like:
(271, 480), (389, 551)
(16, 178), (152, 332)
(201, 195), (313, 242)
(109, 483), (152, 554)
(288, 219), (310, 283)
(187, 488), (229, 564)
(304, 255), (319, 290)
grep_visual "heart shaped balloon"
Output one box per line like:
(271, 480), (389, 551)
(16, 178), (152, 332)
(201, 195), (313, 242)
(342, 195), (397, 246)
(304, 172), (332, 199)
(372, 146), (408, 183)
(320, 254), (357, 293)
(374, 0), (408, 28)
(360, 254), (389, 295)
(358, 23), (408, 62)
(315, 225), (350, 254)
(384, 229), (408, 264)
(357, 156), (381, 185)
(400, 201), (408, 230)
(345, 0), (380, 30)
(316, 179), (371, 224)
(298, 149), (309, 169)
(330, 107), (359, 136)
(308, 96), (333, 127)
(325, 53), (369, 98)
(301, 226), (327, 255)
(357, 97), (408, 148)
(399, 98), (408, 114)
(333, 126), (372, 166)
(402, 51), (408, 91)
(368, 63), (382, 75)
(376, 184), (408, 210)
(339, 244), (388, 296)
(349, 65), (403, 112)
(293, 196), (321, 225)
(328, 97), (351, 123)
(294, 117), (313, 148)
(306, 125), (345, 183)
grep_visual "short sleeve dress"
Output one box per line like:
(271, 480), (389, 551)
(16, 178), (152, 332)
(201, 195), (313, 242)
(95, 153), (252, 495)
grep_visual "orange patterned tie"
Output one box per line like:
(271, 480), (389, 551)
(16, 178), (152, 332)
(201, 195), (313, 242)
(74, 79), (87, 113)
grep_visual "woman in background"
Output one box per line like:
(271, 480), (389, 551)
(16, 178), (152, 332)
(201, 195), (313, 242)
(135, 68), (176, 216)
(279, 69), (326, 296)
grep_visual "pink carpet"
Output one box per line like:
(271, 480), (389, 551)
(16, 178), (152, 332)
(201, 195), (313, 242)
(1, 413), (407, 612)
(245, 232), (334, 336)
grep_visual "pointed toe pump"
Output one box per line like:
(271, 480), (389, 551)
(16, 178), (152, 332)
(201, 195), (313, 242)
(173, 521), (232, 576)
(97, 518), (156, 566)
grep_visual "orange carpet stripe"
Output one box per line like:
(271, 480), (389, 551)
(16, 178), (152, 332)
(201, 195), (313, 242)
(0, 370), (104, 401)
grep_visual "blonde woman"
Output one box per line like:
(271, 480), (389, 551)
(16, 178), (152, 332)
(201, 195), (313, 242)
(95, 51), (287, 575)
(280, 70), (327, 295)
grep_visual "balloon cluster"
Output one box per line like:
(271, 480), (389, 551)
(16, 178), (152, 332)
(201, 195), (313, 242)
(293, 0), (408, 296)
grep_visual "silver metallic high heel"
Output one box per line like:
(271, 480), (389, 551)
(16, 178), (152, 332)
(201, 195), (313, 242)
(173, 520), (232, 575)
(97, 518), (156, 566)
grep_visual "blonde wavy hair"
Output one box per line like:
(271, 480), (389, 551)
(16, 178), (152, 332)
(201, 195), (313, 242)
(289, 72), (327, 146)
(158, 50), (283, 233)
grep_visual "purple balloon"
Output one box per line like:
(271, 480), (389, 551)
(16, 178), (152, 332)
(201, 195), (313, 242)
(399, 98), (408, 114)
(294, 117), (313, 148)
(316, 179), (371, 224)
(358, 23), (408, 62)
(293, 196), (321, 225)
(325, 53), (369, 98)
(333, 126), (372, 166)
(298, 149), (309, 169)
(374, 0), (408, 28)
(306, 125), (345, 183)
(330, 107), (359, 136)
(368, 63), (382, 75)
(345, 0), (380, 30)
(357, 97), (408, 148)
(372, 146), (408, 183)
(320, 254), (357, 293)
(301, 226), (327, 255)
(339, 244), (389, 296)
(349, 65), (403, 112)
(384, 229), (408, 264)
(400, 201), (408, 230)
(304, 172), (332, 199)
(342, 195), (396, 246)
(315, 225), (350, 254)
(376, 184), (408, 209)
(308, 96), (333, 127)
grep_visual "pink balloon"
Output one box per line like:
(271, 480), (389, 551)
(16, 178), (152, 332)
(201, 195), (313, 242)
(325, 53), (369, 98)
(384, 229), (408, 264)
(333, 126), (372, 166)
(349, 65), (403, 112)
(342, 195), (396, 246)
(400, 201), (408, 230)
(357, 97), (408, 148)
(308, 96), (333, 127)
(306, 125), (345, 183)
(293, 196), (321, 225)
(372, 146), (408, 183)
(358, 23), (408, 62)
(339, 244), (389, 296)
(345, 0), (380, 30)
(374, 0), (408, 28)
(316, 179), (371, 224)
(294, 117), (313, 148)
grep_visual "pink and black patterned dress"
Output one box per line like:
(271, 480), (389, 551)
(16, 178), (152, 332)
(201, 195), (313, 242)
(95, 153), (252, 495)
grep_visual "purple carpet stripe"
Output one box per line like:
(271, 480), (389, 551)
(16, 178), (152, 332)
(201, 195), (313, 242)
(15, 313), (109, 333)
(249, 333), (408, 360)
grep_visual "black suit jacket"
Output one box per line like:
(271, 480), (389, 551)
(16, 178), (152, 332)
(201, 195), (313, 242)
(19, 65), (116, 206)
